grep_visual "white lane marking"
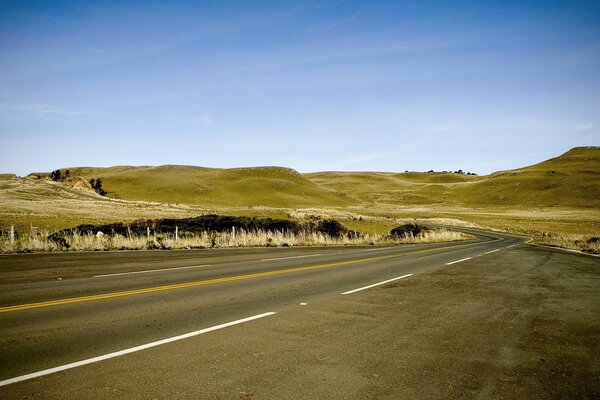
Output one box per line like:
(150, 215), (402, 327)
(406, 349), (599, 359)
(260, 253), (323, 262)
(0, 312), (276, 387)
(484, 249), (501, 255)
(342, 274), (413, 295)
(364, 247), (391, 252)
(446, 257), (472, 265)
(94, 264), (211, 278)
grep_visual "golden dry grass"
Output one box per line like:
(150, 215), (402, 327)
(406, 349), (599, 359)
(0, 228), (472, 254)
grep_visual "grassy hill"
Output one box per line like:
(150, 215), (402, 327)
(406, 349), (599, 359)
(55, 165), (354, 208)
(305, 171), (480, 205)
(308, 147), (600, 208)
(447, 147), (600, 208)
(25, 147), (598, 210)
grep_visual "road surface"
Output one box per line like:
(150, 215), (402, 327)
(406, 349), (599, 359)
(0, 228), (598, 399)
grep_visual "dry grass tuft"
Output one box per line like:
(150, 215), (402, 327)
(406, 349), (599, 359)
(533, 233), (600, 255)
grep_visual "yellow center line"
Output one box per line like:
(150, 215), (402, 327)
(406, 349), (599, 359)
(0, 238), (502, 314)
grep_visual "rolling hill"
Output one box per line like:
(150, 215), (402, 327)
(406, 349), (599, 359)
(40, 165), (354, 209)
(308, 147), (600, 209)
(1, 147), (598, 235)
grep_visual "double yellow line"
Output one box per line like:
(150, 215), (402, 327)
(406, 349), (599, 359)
(0, 238), (501, 314)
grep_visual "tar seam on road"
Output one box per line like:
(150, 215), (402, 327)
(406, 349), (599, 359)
(0, 312), (276, 387)
(260, 253), (323, 262)
(0, 238), (501, 314)
(94, 264), (212, 278)
(342, 274), (413, 295)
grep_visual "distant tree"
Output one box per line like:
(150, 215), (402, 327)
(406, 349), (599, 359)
(49, 169), (62, 181)
(89, 178), (107, 196)
(94, 178), (107, 196)
(64, 169), (70, 179)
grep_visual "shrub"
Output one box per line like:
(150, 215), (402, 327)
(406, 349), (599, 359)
(49, 169), (62, 182)
(390, 223), (427, 238)
(91, 178), (107, 196)
(316, 219), (348, 238)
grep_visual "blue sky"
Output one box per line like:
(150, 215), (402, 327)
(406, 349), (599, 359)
(1, 0), (599, 176)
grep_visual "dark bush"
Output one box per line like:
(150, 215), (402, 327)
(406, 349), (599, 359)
(64, 215), (360, 239)
(90, 178), (107, 196)
(49, 169), (62, 182)
(68, 215), (303, 236)
(389, 224), (427, 238)
(316, 219), (348, 238)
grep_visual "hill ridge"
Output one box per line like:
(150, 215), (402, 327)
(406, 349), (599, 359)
(13, 146), (600, 210)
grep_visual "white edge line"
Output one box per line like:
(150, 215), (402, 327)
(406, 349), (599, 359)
(0, 311), (276, 387)
(484, 249), (501, 255)
(94, 264), (211, 278)
(342, 274), (413, 295)
(260, 253), (323, 262)
(446, 257), (472, 265)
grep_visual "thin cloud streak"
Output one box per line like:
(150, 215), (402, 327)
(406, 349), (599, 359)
(0, 103), (104, 117)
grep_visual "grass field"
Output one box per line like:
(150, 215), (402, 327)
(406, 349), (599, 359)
(1, 147), (598, 253)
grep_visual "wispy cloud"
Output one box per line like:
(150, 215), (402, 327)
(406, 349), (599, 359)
(200, 112), (211, 127)
(309, 11), (363, 33)
(0, 103), (103, 117)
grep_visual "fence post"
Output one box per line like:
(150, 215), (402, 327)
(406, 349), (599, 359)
(232, 226), (236, 239)
(175, 226), (178, 241)
(147, 226), (150, 241)
(10, 225), (15, 245)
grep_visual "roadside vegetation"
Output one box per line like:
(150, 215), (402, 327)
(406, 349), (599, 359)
(534, 233), (600, 255)
(0, 217), (471, 254)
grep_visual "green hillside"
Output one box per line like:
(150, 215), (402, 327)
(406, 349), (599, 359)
(24, 146), (600, 210)
(308, 147), (600, 208)
(448, 147), (600, 208)
(59, 165), (353, 208)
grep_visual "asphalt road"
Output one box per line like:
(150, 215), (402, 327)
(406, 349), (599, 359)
(0, 229), (598, 399)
